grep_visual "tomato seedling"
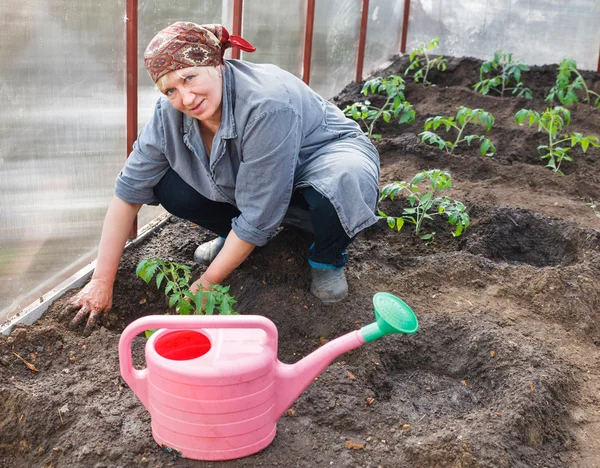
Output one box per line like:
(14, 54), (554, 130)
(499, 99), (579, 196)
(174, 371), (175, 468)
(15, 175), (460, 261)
(546, 59), (600, 107)
(343, 75), (415, 139)
(404, 36), (448, 86)
(515, 106), (599, 174)
(473, 50), (532, 99)
(378, 169), (470, 240)
(136, 258), (237, 336)
(419, 106), (496, 156)
(586, 200), (600, 218)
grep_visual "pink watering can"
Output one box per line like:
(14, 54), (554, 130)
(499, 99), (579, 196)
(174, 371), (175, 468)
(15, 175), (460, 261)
(119, 292), (418, 461)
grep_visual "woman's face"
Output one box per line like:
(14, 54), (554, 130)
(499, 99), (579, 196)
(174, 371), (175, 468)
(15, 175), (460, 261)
(159, 66), (223, 125)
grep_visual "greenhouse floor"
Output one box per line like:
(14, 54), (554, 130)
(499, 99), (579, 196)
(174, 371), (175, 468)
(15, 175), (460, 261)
(1, 56), (599, 467)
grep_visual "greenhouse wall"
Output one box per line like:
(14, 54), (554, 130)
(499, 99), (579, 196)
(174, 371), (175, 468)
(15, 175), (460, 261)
(1, 0), (598, 325)
(408, 0), (599, 71)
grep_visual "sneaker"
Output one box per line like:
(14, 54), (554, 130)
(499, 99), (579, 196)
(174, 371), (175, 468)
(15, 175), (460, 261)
(310, 266), (348, 303)
(282, 206), (315, 234)
(193, 236), (226, 265)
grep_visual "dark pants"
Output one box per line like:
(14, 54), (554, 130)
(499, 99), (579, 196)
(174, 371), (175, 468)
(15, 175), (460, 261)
(153, 168), (353, 267)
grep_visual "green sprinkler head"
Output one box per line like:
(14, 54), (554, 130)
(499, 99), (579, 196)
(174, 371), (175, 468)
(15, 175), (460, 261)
(360, 292), (419, 343)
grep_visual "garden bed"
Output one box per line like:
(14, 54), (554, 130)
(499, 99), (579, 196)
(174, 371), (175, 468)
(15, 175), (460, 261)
(1, 55), (599, 467)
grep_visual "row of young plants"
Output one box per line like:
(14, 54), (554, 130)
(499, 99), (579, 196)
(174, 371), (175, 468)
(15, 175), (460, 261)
(345, 74), (598, 174)
(343, 40), (599, 174)
(402, 36), (600, 106)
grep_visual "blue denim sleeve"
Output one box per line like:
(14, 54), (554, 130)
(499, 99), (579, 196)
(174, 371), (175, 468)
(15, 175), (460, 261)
(114, 100), (170, 205)
(232, 108), (301, 246)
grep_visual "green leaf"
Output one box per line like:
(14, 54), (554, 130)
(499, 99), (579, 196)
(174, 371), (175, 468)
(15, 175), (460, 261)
(204, 294), (216, 315)
(480, 139), (495, 156)
(396, 218), (405, 231)
(218, 300), (230, 315)
(136, 258), (153, 278)
(168, 294), (179, 308)
(399, 109), (415, 124)
(156, 272), (165, 290)
(177, 300), (193, 315)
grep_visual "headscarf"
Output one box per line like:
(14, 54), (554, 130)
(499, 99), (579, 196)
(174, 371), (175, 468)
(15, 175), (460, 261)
(144, 22), (256, 83)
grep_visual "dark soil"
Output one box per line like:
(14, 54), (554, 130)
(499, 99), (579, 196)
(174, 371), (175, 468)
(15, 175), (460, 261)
(1, 56), (600, 468)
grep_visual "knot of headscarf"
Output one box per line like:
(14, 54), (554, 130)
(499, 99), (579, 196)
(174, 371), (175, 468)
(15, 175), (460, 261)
(144, 22), (256, 83)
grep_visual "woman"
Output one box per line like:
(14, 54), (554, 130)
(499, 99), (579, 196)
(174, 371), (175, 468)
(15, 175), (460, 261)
(66, 21), (380, 331)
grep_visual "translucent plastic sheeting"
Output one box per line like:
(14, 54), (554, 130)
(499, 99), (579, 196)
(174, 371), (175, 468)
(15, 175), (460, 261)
(0, 0), (129, 322)
(310, 0), (362, 99)
(408, 0), (600, 70)
(240, 1), (307, 79)
(364, 0), (405, 77)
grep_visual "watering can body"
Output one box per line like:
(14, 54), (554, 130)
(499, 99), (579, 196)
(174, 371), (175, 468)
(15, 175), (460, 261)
(119, 315), (287, 460)
(118, 293), (418, 461)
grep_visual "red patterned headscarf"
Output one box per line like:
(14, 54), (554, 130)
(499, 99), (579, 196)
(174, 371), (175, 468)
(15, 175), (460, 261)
(144, 22), (256, 83)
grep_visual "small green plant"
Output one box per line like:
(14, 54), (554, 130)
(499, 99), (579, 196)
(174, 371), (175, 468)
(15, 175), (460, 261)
(404, 36), (448, 86)
(546, 58), (600, 107)
(136, 258), (237, 335)
(514, 106), (599, 174)
(473, 50), (532, 99)
(377, 169), (470, 240)
(586, 200), (600, 218)
(343, 75), (416, 139)
(419, 106), (496, 156)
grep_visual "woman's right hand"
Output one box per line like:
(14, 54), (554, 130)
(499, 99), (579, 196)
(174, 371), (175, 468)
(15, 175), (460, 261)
(64, 278), (113, 333)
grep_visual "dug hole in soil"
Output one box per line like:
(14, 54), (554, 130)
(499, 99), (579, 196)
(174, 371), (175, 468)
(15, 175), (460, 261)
(1, 55), (600, 468)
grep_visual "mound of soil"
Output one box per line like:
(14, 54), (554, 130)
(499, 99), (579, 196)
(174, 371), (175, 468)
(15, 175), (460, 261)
(1, 56), (599, 468)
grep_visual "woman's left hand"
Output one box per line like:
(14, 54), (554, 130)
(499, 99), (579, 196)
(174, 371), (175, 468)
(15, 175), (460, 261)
(190, 275), (212, 294)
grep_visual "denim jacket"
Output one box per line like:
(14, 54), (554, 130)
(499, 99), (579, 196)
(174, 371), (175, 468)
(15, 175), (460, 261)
(115, 60), (380, 246)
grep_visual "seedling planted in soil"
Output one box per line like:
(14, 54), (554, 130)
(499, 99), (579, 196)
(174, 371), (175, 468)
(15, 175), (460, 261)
(546, 58), (600, 108)
(404, 36), (448, 86)
(136, 258), (237, 336)
(343, 75), (416, 139)
(514, 106), (599, 174)
(420, 106), (496, 156)
(473, 50), (532, 99)
(378, 169), (470, 240)
(586, 200), (600, 218)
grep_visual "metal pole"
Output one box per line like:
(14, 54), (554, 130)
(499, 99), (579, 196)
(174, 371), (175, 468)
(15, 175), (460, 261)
(356, 0), (370, 83)
(126, 0), (138, 239)
(302, 0), (316, 84)
(232, 0), (243, 59)
(597, 42), (600, 73)
(400, 0), (411, 54)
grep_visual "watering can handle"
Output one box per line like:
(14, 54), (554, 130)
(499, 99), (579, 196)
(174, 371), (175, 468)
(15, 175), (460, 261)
(118, 314), (279, 408)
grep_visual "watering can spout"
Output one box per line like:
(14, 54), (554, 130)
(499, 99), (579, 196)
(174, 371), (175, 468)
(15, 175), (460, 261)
(360, 292), (419, 342)
(275, 293), (418, 418)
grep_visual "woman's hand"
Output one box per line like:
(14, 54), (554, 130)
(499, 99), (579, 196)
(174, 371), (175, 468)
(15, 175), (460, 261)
(190, 275), (212, 294)
(65, 278), (113, 333)
(63, 195), (141, 333)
